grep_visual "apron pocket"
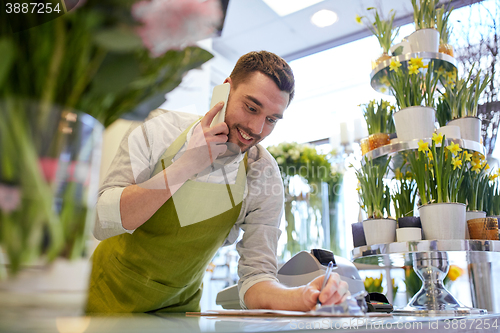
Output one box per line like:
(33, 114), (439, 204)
(108, 255), (187, 312)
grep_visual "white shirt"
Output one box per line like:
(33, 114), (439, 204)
(94, 109), (284, 308)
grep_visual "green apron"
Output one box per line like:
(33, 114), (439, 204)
(86, 121), (247, 313)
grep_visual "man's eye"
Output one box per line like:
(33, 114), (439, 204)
(267, 117), (277, 124)
(248, 105), (257, 112)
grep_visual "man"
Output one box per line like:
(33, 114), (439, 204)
(87, 51), (349, 313)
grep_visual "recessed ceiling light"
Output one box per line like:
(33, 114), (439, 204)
(311, 9), (338, 27)
(263, 0), (325, 17)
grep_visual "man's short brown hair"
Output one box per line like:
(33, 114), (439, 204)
(229, 51), (295, 106)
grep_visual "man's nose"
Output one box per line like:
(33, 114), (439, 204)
(248, 116), (265, 135)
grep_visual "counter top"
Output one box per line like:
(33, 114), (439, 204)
(2, 312), (500, 333)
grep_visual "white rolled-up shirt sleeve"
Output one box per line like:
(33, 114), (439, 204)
(235, 152), (284, 308)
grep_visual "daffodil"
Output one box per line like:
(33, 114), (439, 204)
(482, 161), (490, 170)
(418, 140), (429, 152)
(432, 132), (443, 144)
(437, 66), (446, 76)
(490, 173), (498, 181)
(471, 162), (482, 173)
(355, 14), (362, 24)
(446, 142), (462, 155)
(409, 57), (424, 68)
(452, 156), (462, 170)
(379, 75), (390, 86)
(447, 265), (464, 281)
(395, 169), (403, 180)
(463, 151), (473, 162)
(428, 151), (434, 161)
(408, 64), (419, 75)
(389, 59), (401, 72)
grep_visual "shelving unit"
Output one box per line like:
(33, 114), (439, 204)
(370, 51), (457, 94)
(353, 46), (494, 315)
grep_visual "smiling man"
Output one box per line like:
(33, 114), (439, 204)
(86, 51), (349, 313)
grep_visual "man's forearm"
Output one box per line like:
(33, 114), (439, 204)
(244, 280), (309, 311)
(120, 160), (196, 230)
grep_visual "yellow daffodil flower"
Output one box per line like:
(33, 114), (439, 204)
(389, 59), (402, 72)
(463, 151), (473, 162)
(446, 142), (462, 155)
(380, 87), (387, 93)
(447, 265), (463, 281)
(471, 162), (481, 173)
(408, 64), (419, 75)
(355, 14), (362, 24)
(490, 173), (498, 181)
(405, 171), (413, 180)
(409, 57), (424, 68)
(356, 185), (361, 192)
(418, 140), (429, 152)
(380, 75), (390, 86)
(395, 169), (403, 180)
(483, 162), (490, 170)
(471, 157), (481, 166)
(432, 132), (443, 144)
(428, 151), (434, 161)
(452, 156), (462, 170)
(437, 66), (446, 76)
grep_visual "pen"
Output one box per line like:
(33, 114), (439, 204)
(317, 261), (335, 306)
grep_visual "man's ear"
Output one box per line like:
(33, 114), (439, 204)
(223, 77), (232, 85)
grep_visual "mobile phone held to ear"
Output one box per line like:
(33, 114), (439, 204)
(210, 83), (230, 127)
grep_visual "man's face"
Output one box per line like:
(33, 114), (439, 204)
(223, 72), (289, 153)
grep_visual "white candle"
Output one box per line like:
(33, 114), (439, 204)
(353, 118), (368, 142)
(340, 122), (350, 145)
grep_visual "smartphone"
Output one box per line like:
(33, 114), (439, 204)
(210, 83), (230, 127)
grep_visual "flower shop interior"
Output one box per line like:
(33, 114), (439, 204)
(1, 0), (500, 332)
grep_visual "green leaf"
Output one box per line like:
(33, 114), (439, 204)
(91, 53), (141, 94)
(0, 38), (16, 90)
(93, 27), (143, 52)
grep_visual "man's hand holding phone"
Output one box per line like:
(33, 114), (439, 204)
(179, 101), (229, 176)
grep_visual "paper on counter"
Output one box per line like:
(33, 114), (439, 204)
(186, 309), (392, 318)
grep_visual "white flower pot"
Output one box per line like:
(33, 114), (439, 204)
(436, 125), (461, 140)
(447, 117), (482, 142)
(396, 227), (422, 242)
(408, 28), (440, 53)
(418, 202), (466, 240)
(362, 218), (397, 246)
(393, 106), (436, 142)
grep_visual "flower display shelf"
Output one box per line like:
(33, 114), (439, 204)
(370, 52), (457, 94)
(364, 138), (486, 161)
(352, 240), (500, 316)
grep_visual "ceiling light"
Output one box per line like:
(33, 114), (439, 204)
(311, 9), (338, 27)
(262, 0), (325, 17)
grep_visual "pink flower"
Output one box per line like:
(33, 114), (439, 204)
(132, 0), (223, 57)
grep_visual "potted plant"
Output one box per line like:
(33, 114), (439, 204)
(388, 57), (440, 141)
(409, 0), (440, 53)
(0, 0), (220, 313)
(443, 66), (491, 142)
(436, 4), (454, 56)
(392, 168), (421, 242)
(407, 133), (468, 239)
(356, 8), (400, 67)
(354, 156), (395, 246)
(435, 96), (461, 139)
(485, 170), (500, 219)
(360, 99), (395, 152)
(459, 152), (490, 224)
